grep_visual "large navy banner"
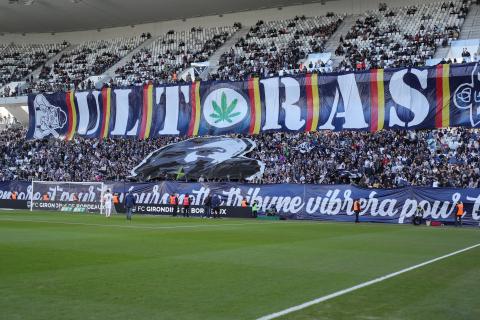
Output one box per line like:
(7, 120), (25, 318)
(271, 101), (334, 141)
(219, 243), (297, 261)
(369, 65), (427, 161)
(1, 181), (480, 226)
(26, 63), (480, 140)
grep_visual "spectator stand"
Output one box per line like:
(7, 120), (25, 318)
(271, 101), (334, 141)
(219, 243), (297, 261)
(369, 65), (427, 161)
(2, 127), (480, 189)
(27, 35), (149, 94)
(97, 35), (160, 88)
(211, 14), (344, 81)
(113, 25), (239, 87)
(322, 14), (359, 69)
(334, 0), (471, 72)
(0, 42), (69, 97)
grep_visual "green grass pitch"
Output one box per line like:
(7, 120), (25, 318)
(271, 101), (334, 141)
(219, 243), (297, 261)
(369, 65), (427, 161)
(0, 211), (479, 320)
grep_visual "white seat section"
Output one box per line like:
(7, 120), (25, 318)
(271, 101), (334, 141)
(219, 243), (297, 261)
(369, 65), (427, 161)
(28, 35), (147, 94)
(335, 0), (471, 71)
(212, 14), (344, 81)
(0, 42), (68, 90)
(0, 0), (475, 96)
(114, 25), (239, 86)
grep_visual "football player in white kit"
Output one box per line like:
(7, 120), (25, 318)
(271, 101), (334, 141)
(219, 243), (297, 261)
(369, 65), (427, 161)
(103, 189), (113, 217)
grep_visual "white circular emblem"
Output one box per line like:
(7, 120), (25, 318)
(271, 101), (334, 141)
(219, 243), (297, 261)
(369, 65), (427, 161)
(203, 88), (248, 128)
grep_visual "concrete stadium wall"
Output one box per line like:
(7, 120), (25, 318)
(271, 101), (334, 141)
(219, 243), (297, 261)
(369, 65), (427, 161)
(0, 0), (443, 44)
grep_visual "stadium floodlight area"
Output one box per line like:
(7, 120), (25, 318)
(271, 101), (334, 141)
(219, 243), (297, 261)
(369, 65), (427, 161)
(30, 181), (112, 214)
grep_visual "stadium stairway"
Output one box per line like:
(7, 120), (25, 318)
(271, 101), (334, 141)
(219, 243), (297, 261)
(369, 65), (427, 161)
(202, 26), (250, 80)
(322, 14), (358, 69)
(459, 2), (480, 40)
(28, 43), (77, 80)
(433, 45), (451, 60)
(97, 36), (159, 84)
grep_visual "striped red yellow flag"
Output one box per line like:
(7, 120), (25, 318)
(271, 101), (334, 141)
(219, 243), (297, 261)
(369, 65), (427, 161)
(248, 77), (262, 134)
(305, 73), (320, 132)
(65, 91), (77, 141)
(139, 83), (154, 139)
(100, 87), (111, 140)
(187, 81), (201, 136)
(435, 64), (451, 128)
(370, 69), (385, 132)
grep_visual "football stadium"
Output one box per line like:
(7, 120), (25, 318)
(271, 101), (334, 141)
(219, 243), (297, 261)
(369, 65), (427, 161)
(0, 0), (480, 319)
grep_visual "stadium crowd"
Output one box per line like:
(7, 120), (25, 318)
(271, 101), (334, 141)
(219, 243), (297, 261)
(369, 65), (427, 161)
(0, 1), (475, 94)
(0, 42), (69, 89)
(0, 2), (479, 190)
(1, 126), (479, 188)
(210, 15), (343, 81)
(334, 0), (471, 71)
(23, 35), (147, 95)
(114, 26), (238, 86)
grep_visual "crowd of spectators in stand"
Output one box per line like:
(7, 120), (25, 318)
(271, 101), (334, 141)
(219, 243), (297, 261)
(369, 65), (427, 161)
(334, 0), (471, 71)
(1, 126), (479, 189)
(23, 35), (148, 95)
(0, 1), (477, 95)
(210, 15), (343, 81)
(0, 42), (69, 89)
(113, 26), (239, 87)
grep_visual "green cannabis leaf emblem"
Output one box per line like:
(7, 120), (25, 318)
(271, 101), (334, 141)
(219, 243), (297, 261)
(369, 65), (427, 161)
(209, 92), (241, 123)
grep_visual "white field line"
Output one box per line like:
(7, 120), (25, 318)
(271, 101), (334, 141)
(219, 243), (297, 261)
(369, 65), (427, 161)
(0, 217), (279, 231)
(257, 243), (480, 320)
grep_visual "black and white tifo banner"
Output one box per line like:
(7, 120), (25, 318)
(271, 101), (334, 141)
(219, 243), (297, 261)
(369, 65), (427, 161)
(130, 136), (265, 181)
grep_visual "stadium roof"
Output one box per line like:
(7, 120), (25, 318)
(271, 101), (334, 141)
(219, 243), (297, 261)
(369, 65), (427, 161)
(0, 0), (331, 34)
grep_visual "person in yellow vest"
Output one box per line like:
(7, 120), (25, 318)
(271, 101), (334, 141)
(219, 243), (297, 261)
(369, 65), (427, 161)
(252, 201), (259, 218)
(353, 199), (361, 223)
(10, 191), (17, 201)
(455, 201), (464, 227)
(182, 194), (191, 217)
(241, 197), (248, 208)
(113, 193), (119, 205)
(42, 193), (50, 201)
(169, 193), (178, 216)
